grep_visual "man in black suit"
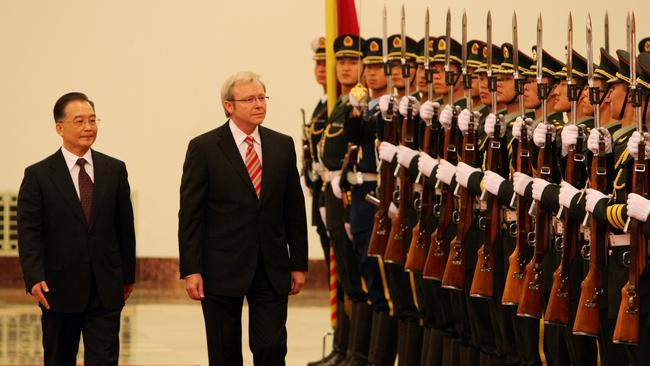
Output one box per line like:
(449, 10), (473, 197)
(178, 71), (309, 366)
(18, 92), (136, 366)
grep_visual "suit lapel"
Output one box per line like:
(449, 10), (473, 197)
(47, 150), (87, 225)
(89, 150), (107, 230)
(216, 123), (258, 198)
(259, 126), (274, 204)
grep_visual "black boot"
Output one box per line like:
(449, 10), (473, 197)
(397, 319), (423, 366)
(419, 327), (432, 365)
(422, 329), (443, 366)
(307, 301), (349, 366)
(367, 311), (398, 366)
(338, 301), (372, 366)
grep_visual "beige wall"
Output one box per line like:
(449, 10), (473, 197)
(1, 0), (647, 259)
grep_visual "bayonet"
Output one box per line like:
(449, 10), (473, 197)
(605, 11), (610, 53)
(567, 12), (577, 126)
(536, 14), (547, 124)
(401, 4), (410, 96)
(425, 8), (433, 102)
(462, 9), (471, 110)
(513, 11), (525, 116)
(382, 4), (394, 122)
(630, 12), (642, 131)
(586, 13), (600, 129)
(445, 8), (453, 104)
(487, 11), (497, 112)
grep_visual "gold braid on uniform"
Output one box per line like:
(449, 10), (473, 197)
(606, 204), (626, 229)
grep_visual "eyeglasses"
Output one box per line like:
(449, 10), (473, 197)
(59, 118), (101, 128)
(228, 96), (269, 105)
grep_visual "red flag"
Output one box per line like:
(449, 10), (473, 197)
(337, 0), (359, 36)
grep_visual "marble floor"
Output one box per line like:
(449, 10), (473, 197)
(0, 287), (333, 366)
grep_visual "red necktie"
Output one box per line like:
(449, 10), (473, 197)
(245, 136), (262, 197)
(77, 158), (94, 222)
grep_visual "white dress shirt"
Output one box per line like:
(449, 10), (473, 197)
(229, 119), (263, 164)
(60, 146), (94, 199)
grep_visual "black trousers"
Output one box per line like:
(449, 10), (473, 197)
(41, 281), (122, 366)
(201, 260), (288, 366)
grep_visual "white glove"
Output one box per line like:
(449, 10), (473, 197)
(531, 178), (552, 201)
(388, 202), (398, 219)
(379, 94), (398, 119)
(399, 96), (420, 117)
(485, 113), (506, 138)
(585, 188), (608, 213)
(512, 117), (533, 141)
(455, 162), (481, 188)
(483, 170), (506, 196)
(513, 172), (533, 197)
(418, 153), (438, 177)
(457, 109), (472, 133)
(419, 101), (440, 122)
(627, 131), (650, 160)
(587, 127), (613, 155)
(439, 105), (453, 129)
(533, 122), (554, 147)
(378, 141), (397, 162)
(627, 193), (650, 222)
(331, 174), (342, 199)
(435, 159), (456, 185)
(558, 181), (580, 208)
(397, 145), (418, 168)
(560, 124), (579, 156)
(344, 222), (353, 240)
(349, 92), (360, 108)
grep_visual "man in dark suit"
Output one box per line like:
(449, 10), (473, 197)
(178, 71), (309, 366)
(18, 92), (136, 366)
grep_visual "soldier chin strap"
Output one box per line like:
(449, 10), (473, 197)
(618, 87), (630, 121)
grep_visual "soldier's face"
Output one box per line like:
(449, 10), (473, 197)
(390, 60), (405, 89)
(497, 74), (516, 103)
(416, 64), (427, 93)
(432, 63), (459, 95)
(336, 57), (362, 87)
(364, 63), (387, 92)
(469, 68), (479, 97)
(314, 60), (327, 87)
(609, 82), (628, 118)
(478, 74), (491, 105)
(524, 76), (542, 109)
(579, 80), (599, 116)
(552, 81), (571, 112)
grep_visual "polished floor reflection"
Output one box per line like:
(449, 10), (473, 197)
(0, 287), (331, 366)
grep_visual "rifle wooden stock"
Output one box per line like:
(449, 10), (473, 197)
(517, 128), (554, 319)
(470, 130), (504, 298)
(384, 110), (415, 264)
(612, 157), (648, 344)
(545, 138), (584, 325)
(422, 121), (458, 280)
(368, 110), (398, 258)
(573, 146), (609, 337)
(502, 133), (533, 306)
(405, 116), (439, 272)
(442, 112), (475, 290)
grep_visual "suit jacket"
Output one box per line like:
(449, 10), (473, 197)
(18, 149), (136, 313)
(178, 122), (308, 297)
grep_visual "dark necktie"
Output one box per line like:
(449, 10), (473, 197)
(77, 158), (94, 223)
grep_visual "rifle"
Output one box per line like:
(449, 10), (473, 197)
(545, 12), (587, 326)
(518, 14), (554, 318)
(502, 11), (533, 306)
(470, 10), (502, 298)
(301, 108), (314, 185)
(612, 12), (647, 344)
(367, 5), (396, 258)
(384, 5), (414, 264)
(405, 8), (436, 272)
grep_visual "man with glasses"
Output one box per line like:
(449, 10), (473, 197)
(17, 92), (136, 365)
(179, 71), (308, 366)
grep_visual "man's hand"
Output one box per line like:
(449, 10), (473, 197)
(185, 273), (205, 301)
(289, 271), (306, 295)
(124, 284), (135, 301)
(31, 281), (50, 310)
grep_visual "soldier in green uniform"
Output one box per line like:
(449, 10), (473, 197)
(342, 36), (397, 366)
(583, 48), (650, 366)
(315, 33), (366, 366)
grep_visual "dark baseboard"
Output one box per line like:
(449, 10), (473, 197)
(0, 257), (329, 290)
